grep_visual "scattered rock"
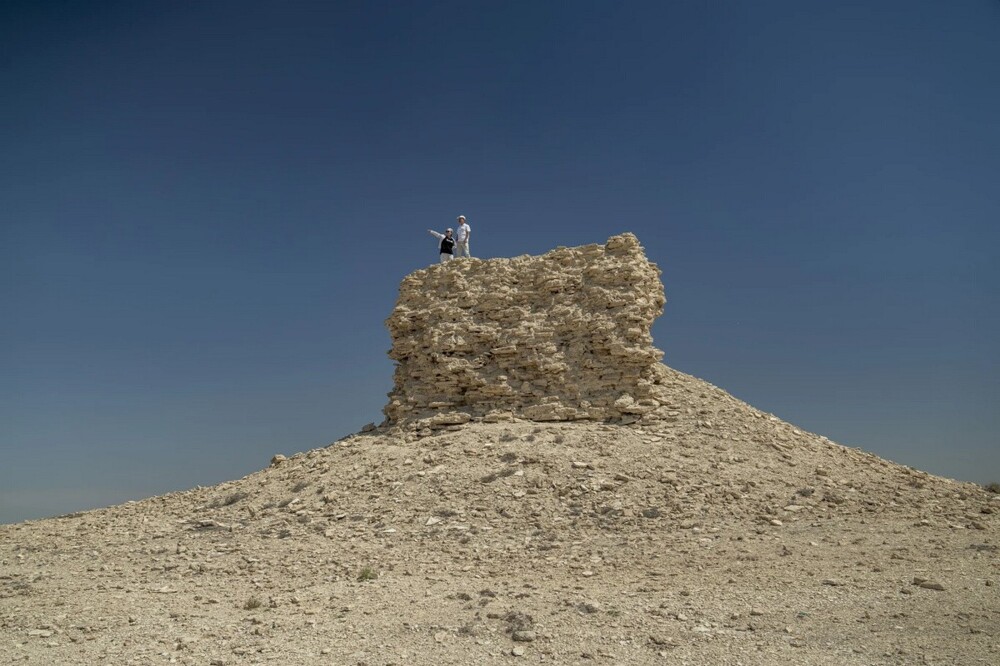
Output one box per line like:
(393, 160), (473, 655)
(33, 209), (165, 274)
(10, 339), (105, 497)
(504, 611), (535, 633)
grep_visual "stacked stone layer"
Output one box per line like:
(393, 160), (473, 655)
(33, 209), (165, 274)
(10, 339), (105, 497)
(384, 233), (673, 428)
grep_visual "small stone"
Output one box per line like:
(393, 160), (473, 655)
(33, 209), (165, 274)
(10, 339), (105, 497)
(917, 580), (946, 591)
(270, 454), (287, 466)
(28, 630), (53, 638)
(512, 630), (536, 642)
(511, 646), (526, 657)
(769, 519), (783, 527)
(822, 578), (845, 587)
(425, 516), (442, 526)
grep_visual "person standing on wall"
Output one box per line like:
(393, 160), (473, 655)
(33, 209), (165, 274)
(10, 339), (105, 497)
(428, 227), (455, 263)
(454, 215), (472, 258)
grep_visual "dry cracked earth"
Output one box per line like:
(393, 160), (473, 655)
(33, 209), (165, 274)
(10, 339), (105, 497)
(2, 367), (997, 665)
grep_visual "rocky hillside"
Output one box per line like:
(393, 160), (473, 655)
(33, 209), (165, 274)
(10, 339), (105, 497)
(2, 236), (997, 665)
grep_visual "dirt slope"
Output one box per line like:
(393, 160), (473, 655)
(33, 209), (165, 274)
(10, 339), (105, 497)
(2, 366), (997, 665)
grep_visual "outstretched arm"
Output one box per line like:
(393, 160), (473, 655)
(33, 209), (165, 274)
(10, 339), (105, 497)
(428, 229), (444, 240)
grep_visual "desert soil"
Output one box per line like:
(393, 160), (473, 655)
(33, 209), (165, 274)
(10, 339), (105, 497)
(2, 368), (997, 665)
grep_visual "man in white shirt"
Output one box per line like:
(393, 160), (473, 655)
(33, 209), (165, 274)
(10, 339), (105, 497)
(454, 215), (472, 258)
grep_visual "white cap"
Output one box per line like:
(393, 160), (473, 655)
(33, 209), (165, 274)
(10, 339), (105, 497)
(446, 227), (453, 232)
(457, 215), (466, 221)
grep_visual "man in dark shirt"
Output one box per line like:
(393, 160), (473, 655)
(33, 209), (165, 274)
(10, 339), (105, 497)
(428, 228), (455, 263)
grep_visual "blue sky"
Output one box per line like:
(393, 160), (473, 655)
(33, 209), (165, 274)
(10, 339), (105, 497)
(2, 1), (998, 524)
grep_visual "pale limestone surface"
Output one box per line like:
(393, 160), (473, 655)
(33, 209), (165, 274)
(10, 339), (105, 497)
(384, 233), (671, 428)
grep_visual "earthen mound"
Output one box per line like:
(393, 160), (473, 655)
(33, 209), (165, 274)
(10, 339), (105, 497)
(2, 235), (996, 666)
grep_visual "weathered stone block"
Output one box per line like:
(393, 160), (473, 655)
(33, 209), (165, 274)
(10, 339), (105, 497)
(383, 233), (669, 426)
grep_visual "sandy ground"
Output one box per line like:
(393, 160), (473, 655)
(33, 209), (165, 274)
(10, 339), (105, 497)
(2, 368), (997, 665)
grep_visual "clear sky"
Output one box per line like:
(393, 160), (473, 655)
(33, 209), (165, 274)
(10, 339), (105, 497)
(2, 1), (998, 524)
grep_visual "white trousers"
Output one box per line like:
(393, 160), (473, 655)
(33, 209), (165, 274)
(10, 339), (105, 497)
(439, 253), (453, 263)
(454, 241), (471, 258)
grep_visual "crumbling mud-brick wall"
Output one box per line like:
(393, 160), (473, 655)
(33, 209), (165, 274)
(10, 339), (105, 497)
(383, 233), (672, 429)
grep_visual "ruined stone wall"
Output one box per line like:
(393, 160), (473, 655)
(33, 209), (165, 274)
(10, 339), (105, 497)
(383, 233), (672, 429)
